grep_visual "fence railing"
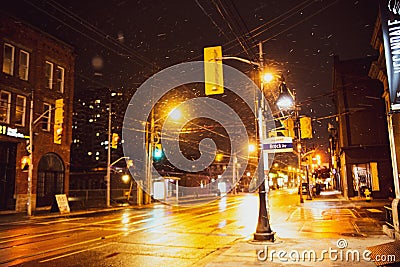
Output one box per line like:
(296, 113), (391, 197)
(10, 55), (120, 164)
(67, 189), (136, 207)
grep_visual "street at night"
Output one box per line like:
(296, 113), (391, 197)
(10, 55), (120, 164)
(0, 189), (393, 266)
(1, 1), (400, 266)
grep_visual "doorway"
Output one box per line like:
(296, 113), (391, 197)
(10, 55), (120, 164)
(37, 153), (64, 207)
(0, 142), (16, 210)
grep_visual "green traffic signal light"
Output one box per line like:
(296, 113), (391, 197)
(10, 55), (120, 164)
(153, 143), (163, 160)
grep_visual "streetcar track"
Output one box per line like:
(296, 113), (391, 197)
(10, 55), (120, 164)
(0, 197), (244, 265)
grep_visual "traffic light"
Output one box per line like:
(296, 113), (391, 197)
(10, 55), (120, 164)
(300, 116), (313, 139)
(204, 46), (224, 95)
(111, 133), (119, 149)
(153, 143), (163, 160)
(55, 99), (64, 124)
(54, 98), (64, 144)
(21, 156), (30, 171)
(54, 125), (63, 144)
(126, 159), (134, 168)
(282, 118), (295, 137)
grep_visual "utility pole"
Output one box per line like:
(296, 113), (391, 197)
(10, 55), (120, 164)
(27, 93), (34, 216)
(106, 103), (111, 207)
(296, 106), (304, 204)
(145, 109), (154, 204)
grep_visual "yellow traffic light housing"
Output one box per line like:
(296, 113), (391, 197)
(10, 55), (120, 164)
(21, 156), (30, 171)
(54, 125), (63, 144)
(204, 46), (224, 95)
(281, 118), (295, 137)
(111, 133), (119, 149)
(53, 99), (64, 144)
(300, 116), (313, 139)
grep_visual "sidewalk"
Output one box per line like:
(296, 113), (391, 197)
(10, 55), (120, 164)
(0, 202), (135, 225)
(198, 191), (399, 267)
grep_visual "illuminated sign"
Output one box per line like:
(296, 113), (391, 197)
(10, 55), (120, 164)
(0, 125), (27, 139)
(262, 137), (293, 153)
(380, 0), (400, 111)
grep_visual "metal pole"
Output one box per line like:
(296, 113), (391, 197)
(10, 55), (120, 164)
(306, 163), (312, 200)
(254, 42), (274, 242)
(106, 103), (111, 207)
(296, 106), (304, 204)
(145, 109), (154, 204)
(27, 94), (34, 216)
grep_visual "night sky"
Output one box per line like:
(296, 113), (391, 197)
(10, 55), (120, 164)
(2, 0), (380, 162)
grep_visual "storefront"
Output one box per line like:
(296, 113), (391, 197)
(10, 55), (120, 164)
(0, 141), (17, 210)
(0, 125), (28, 211)
(351, 162), (379, 198)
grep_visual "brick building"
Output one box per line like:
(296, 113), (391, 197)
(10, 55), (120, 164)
(0, 13), (74, 212)
(332, 55), (393, 199)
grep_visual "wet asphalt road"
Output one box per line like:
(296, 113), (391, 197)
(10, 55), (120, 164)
(0, 189), (388, 267)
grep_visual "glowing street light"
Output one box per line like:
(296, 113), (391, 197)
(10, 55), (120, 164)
(262, 72), (274, 83)
(122, 174), (130, 183)
(168, 107), (182, 121)
(276, 81), (295, 111)
(248, 143), (256, 153)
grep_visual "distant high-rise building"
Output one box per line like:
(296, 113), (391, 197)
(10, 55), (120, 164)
(71, 86), (125, 172)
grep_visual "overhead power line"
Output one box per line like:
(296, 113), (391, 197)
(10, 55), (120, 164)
(23, 0), (159, 71)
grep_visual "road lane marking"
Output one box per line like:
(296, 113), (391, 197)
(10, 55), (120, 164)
(39, 243), (110, 263)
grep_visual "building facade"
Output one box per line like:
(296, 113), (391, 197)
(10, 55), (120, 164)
(0, 14), (74, 212)
(369, 9), (400, 239)
(332, 56), (393, 199)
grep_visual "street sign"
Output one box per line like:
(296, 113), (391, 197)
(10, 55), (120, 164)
(262, 137), (293, 153)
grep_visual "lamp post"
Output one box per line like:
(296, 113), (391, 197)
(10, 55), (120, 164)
(106, 103), (129, 207)
(216, 42), (274, 241)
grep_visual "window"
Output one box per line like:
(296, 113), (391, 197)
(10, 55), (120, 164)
(19, 50), (29, 81)
(0, 91), (11, 124)
(3, 43), (15, 75)
(55, 66), (64, 93)
(42, 103), (51, 131)
(45, 61), (53, 89)
(15, 95), (26, 126)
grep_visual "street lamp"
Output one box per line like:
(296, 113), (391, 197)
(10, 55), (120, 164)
(276, 78), (295, 111)
(216, 42), (274, 241)
(107, 155), (130, 206)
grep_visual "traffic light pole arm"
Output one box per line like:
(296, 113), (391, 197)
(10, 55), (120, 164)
(33, 105), (61, 125)
(292, 149), (315, 160)
(110, 156), (130, 167)
(216, 56), (261, 68)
